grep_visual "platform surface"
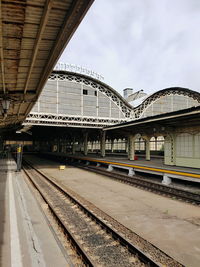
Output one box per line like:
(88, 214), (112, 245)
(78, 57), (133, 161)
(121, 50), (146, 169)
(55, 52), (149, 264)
(0, 156), (68, 267)
(71, 153), (200, 173)
(25, 154), (200, 267)
(44, 151), (200, 175)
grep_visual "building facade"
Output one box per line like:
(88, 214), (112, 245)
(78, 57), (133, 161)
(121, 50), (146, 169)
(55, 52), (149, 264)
(24, 70), (200, 169)
(26, 71), (200, 128)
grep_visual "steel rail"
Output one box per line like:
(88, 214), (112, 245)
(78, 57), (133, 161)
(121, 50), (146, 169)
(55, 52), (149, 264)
(23, 163), (95, 267)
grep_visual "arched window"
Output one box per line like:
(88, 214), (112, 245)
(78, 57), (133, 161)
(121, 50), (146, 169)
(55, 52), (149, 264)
(135, 137), (145, 151)
(105, 140), (111, 150)
(150, 137), (156, 150)
(157, 136), (165, 151)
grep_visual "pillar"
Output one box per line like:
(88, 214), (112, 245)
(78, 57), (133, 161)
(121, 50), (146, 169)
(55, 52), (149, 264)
(128, 134), (135, 160)
(125, 138), (128, 153)
(61, 139), (65, 153)
(16, 144), (23, 172)
(145, 137), (150, 160)
(155, 136), (157, 151)
(107, 165), (113, 172)
(111, 139), (114, 153)
(128, 168), (135, 176)
(162, 174), (172, 185)
(100, 131), (106, 157)
(84, 132), (88, 156)
(79, 140), (82, 152)
(72, 139), (76, 155)
(91, 141), (94, 152)
(57, 139), (60, 152)
(171, 133), (176, 165)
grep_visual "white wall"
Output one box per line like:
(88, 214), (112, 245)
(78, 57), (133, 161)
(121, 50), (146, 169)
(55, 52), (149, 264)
(164, 132), (200, 168)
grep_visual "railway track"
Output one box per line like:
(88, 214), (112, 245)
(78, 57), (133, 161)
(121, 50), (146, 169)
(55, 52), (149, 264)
(73, 163), (200, 206)
(22, 160), (182, 267)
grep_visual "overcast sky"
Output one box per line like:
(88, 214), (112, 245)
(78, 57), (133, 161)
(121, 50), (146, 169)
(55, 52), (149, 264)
(60, 0), (200, 95)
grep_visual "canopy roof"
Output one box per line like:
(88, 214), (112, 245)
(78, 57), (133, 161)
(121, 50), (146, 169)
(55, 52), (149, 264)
(0, 0), (93, 129)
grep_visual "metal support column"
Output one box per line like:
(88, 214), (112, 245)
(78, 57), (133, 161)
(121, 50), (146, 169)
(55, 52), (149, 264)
(91, 141), (94, 152)
(125, 139), (128, 154)
(128, 134), (135, 160)
(72, 139), (76, 155)
(84, 132), (88, 156)
(171, 133), (176, 165)
(100, 131), (106, 157)
(111, 139), (114, 153)
(155, 136), (157, 151)
(145, 138), (151, 161)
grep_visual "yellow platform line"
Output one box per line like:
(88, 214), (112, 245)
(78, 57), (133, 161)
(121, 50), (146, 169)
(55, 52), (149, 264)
(70, 156), (200, 179)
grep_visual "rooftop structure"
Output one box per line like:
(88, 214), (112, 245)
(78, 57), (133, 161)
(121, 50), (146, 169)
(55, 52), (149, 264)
(23, 69), (200, 129)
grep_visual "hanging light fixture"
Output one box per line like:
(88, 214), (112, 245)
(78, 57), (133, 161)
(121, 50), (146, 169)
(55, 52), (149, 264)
(2, 99), (10, 112)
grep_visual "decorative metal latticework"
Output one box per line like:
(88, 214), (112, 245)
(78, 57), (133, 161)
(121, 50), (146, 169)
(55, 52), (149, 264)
(133, 87), (200, 118)
(23, 113), (125, 128)
(24, 70), (200, 128)
(49, 71), (133, 118)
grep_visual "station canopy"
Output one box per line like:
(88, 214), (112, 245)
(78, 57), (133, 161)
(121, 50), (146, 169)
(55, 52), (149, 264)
(104, 106), (200, 136)
(0, 0), (93, 130)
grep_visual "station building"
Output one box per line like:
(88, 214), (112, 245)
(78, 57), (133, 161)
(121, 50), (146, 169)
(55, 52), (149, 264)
(21, 68), (200, 169)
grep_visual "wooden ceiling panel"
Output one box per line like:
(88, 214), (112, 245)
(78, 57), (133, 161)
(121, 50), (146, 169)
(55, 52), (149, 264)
(4, 49), (20, 59)
(19, 59), (32, 66)
(52, 1), (71, 10)
(3, 37), (21, 49)
(2, 23), (23, 38)
(38, 39), (54, 50)
(20, 38), (35, 50)
(17, 72), (41, 80)
(18, 49), (33, 59)
(2, 4), (25, 24)
(23, 25), (38, 39)
(25, 6), (44, 24)
(27, 0), (45, 7)
(35, 49), (50, 58)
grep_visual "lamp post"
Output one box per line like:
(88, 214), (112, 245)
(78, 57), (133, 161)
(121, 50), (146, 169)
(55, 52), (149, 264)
(16, 144), (23, 172)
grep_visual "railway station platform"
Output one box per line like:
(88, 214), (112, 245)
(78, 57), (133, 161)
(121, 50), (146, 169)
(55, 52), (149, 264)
(0, 156), (67, 267)
(43, 152), (200, 185)
(69, 154), (200, 185)
(23, 154), (200, 266)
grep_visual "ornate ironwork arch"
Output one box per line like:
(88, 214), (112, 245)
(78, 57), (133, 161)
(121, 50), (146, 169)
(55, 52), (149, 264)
(50, 70), (133, 118)
(133, 87), (200, 118)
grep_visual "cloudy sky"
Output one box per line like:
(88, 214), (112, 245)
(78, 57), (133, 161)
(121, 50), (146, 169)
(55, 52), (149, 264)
(60, 0), (200, 95)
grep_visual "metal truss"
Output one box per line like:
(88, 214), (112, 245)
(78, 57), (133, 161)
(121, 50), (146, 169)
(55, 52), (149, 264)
(49, 71), (133, 118)
(133, 87), (200, 118)
(24, 113), (127, 128)
(25, 71), (200, 129)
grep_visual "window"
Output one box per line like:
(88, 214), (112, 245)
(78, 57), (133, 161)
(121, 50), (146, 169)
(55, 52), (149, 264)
(94, 91), (97, 96)
(83, 89), (88, 95)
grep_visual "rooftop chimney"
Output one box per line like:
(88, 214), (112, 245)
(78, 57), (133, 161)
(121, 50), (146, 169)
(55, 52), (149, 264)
(123, 88), (133, 99)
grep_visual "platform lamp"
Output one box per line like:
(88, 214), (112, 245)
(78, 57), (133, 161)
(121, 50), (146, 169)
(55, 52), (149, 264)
(1, 99), (10, 114)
